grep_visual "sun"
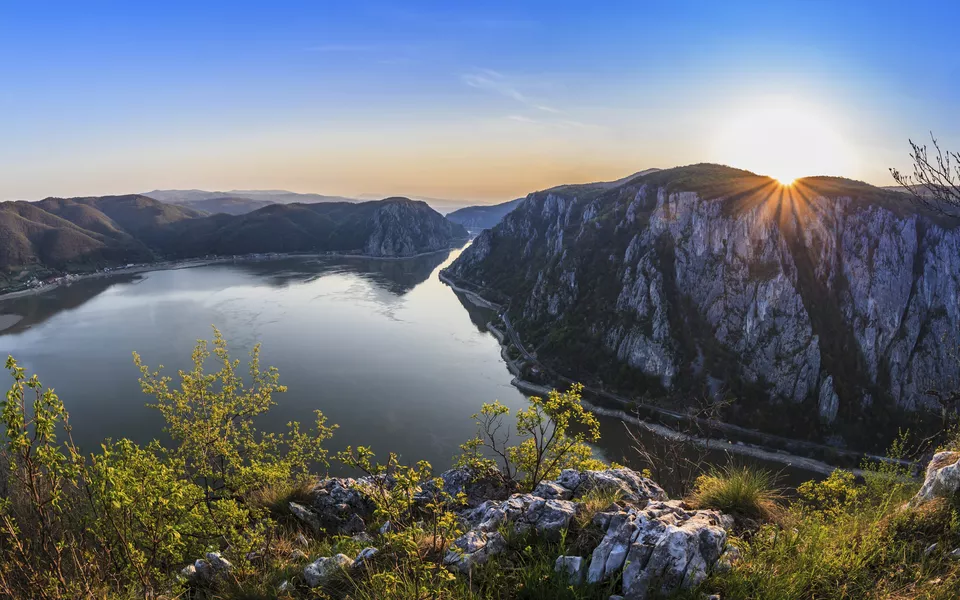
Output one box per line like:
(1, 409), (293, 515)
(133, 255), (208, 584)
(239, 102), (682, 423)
(711, 97), (856, 183)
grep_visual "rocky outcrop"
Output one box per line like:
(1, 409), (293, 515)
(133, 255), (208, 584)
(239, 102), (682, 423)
(444, 467), (730, 599)
(188, 466), (726, 598)
(444, 165), (960, 446)
(290, 476), (383, 535)
(415, 466), (515, 508)
(554, 555), (587, 584)
(587, 500), (730, 597)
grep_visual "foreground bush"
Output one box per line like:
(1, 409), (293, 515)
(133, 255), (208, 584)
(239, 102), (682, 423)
(0, 329), (335, 598)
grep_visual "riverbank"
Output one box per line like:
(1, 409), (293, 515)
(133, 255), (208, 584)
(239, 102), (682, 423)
(0, 246), (465, 303)
(438, 270), (915, 478)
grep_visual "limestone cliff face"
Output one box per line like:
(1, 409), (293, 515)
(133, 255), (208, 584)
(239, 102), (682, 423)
(444, 165), (960, 445)
(364, 199), (468, 257)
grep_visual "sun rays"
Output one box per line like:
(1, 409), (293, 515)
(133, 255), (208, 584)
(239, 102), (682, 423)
(711, 96), (857, 185)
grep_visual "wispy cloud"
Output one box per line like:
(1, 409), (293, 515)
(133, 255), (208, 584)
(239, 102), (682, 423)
(503, 114), (590, 129)
(305, 43), (381, 53)
(461, 69), (562, 115)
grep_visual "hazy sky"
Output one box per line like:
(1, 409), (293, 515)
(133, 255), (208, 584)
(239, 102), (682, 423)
(1, 0), (958, 203)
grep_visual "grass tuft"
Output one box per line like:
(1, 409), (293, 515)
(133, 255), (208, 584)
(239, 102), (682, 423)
(689, 464), (782, 522)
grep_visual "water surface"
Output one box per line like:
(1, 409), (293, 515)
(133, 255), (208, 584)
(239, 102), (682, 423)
(0, 250), (533, 469)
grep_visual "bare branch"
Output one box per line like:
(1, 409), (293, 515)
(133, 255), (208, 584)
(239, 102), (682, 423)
(891, 133), (960, 220)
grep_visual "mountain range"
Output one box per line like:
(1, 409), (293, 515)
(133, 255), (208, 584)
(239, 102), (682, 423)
(443, 163), (959, 451)
(143, 189), (477, 217)
(0, 195), (467, 287)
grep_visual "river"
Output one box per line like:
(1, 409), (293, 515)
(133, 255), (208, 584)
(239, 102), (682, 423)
(0, 247), (820, 494)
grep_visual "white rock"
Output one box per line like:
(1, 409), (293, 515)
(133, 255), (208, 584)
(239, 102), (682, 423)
(205, 551), (233, 572)
(912, 452), (960, 505)
(534, 480), (573, 500)
(443, 530), (506, 573)
(289, 501), (321, 533)
(304, 553), (354, 588)
(355, 546), (379, 565)
(554, 555), (586, 585)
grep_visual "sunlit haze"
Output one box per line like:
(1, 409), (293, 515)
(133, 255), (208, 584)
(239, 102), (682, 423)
(1, 1), (957, 203)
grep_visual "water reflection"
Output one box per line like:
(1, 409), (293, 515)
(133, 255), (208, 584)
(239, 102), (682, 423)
(0, 249), (531, 472)
(0, 275), (140, 334)
(0, 250), (451, 336)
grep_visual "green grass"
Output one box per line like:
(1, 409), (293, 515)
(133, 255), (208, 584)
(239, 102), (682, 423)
(689, 464), (783, 522)
(684, 466), (960, 600)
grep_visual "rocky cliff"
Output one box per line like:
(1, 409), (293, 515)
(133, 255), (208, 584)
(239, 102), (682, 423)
(446, 198), (524, 231)
(363, 198), (468, 256)
(444, 164), (960, 449)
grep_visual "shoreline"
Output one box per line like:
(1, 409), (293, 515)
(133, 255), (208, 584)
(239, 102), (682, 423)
(0, 246), (465, 304)
(438, 270), (914, 478)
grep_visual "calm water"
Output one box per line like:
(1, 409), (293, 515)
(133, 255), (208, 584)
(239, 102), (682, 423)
(0, 248), (817, 490)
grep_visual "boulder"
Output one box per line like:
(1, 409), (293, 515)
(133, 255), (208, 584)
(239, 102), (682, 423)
(461, 493), (578, 539)
(554, 555), (586, 585)
(443, 530), (507, 573)
(558, 468), (667, 505)
(534, 480), (574, 500)
(302, 476), (390, 534)
(586, 500), (728, 598)
(912, 451), (960, 506)
(304, 553), (354, 588)
(185, 551), (234, 583)
(416, 466), (514, 508)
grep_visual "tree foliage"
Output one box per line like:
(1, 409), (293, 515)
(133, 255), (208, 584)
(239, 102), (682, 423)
(457, 384), (604, 491)
(134, 327), (336, 504)
(0, 328), (336, 598)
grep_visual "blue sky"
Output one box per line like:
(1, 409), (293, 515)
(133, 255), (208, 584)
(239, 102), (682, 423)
(1, 0), (957, 202)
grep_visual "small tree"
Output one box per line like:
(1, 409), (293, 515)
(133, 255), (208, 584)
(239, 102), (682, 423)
(134, 327), (336, 505)
(890, 132), (960, 219)
(457, 383), (604, 491)
(0, 357), (94, 599)
(133, 327), (336, 561)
